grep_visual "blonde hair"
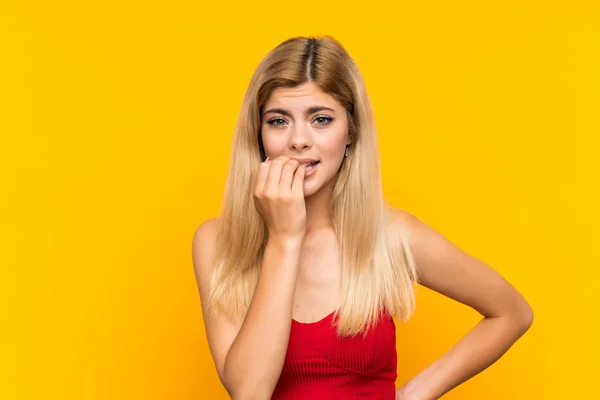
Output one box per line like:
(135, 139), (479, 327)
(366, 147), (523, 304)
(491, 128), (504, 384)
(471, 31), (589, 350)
(208, 35), (418, 337)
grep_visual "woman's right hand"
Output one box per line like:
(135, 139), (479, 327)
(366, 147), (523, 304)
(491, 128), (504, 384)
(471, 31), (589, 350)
(254, 155), (307, 242)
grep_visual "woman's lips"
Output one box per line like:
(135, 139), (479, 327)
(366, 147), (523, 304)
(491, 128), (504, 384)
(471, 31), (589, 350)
(304, 161), (319, 178)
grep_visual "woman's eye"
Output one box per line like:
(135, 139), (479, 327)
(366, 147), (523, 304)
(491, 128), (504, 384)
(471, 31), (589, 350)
(267, 118), (286, 127)
(266, 116), (333, 127)
(314, 116), (333, 126)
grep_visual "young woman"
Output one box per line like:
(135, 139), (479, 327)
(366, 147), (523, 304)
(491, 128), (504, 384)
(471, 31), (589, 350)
(192, 35), (533, 400)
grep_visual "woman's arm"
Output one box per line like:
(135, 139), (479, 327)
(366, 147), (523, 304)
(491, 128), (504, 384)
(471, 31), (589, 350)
(192, 218), (302, 400)
(393, 210), (534, 400)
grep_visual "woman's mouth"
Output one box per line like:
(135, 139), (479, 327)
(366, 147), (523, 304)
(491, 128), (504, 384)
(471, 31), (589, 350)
(303, 161), (319, 177)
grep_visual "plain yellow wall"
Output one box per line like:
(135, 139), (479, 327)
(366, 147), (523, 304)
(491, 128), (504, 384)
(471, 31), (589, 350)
(2, 1), (598, 399)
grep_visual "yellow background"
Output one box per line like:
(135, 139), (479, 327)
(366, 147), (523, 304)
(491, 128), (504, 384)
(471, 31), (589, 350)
(2, 1), (598, 399)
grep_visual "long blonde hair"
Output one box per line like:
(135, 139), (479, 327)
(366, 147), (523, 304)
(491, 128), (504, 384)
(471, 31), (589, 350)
(208, 35), (418, 337)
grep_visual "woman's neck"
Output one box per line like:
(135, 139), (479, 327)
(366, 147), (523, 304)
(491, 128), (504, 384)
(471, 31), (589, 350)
(304, 181), (335, 232)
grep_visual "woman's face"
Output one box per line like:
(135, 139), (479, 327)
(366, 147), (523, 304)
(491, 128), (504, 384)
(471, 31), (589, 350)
(260, 81), (350, 198)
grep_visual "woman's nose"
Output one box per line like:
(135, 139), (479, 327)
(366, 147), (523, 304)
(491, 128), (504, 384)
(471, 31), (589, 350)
(289, 124), (312, 150)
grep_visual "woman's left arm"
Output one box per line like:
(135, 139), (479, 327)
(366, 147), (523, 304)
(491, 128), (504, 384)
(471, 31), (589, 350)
(394, 210), (534, 400)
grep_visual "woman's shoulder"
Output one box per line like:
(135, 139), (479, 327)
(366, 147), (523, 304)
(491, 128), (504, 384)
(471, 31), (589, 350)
(387, 206), (418, 223)
(193, 216), (219, 236)
(192, 217), (220, 246)
(385, 206), (422, 240)
(191, 217), (220, 277)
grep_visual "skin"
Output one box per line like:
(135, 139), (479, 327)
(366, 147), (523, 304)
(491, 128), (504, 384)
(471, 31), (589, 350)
(192, 81), (533, 399)
(259, 81), (351, 326)
(260, 81), (350, 233)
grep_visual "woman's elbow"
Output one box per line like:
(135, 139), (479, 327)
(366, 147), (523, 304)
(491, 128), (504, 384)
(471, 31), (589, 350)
(512, 296), (534, 334)
(220, 371), (274, 400)
(227, 386), (273, 400)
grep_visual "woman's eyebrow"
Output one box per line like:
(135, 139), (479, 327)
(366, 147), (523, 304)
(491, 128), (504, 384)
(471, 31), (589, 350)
(262, 106), (335, 118)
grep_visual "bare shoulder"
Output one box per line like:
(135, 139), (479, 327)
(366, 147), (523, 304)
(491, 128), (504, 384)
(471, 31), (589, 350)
(388, 206), (471, 269)
(388, 207), (533, 324)
(389, 207), (420, 225)
(192, 217), (221, 311)
(388, 207), (422, 242)
(389, 207), (458, 248)
(192, 217), (219, 250)
(191, 217), (240, 385)
(192, 217), (220, 278)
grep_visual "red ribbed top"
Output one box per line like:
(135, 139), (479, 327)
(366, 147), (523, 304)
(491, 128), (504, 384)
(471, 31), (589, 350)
(271, 311), (397, 400)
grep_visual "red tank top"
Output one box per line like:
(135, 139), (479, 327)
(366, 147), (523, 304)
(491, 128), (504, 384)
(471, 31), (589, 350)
(271, 310), (397, 399)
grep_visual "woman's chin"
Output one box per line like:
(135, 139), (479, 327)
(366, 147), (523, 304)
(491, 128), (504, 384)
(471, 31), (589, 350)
(302, 178), (331, 199)
(302, 181), (317, 198)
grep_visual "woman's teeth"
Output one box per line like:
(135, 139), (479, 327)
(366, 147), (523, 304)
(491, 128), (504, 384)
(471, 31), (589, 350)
(304, 161), (318, 172)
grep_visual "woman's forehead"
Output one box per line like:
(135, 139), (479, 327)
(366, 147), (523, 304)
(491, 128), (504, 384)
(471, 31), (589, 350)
(264, 83), (341, 110)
